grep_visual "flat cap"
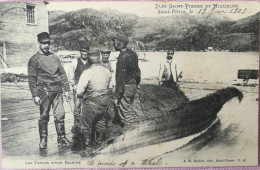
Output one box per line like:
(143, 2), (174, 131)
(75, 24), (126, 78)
(88, 51), (100, 64)
(37, 32), (51, 43)
(112, 33), (129, 45)
(101, 51), (111, 55)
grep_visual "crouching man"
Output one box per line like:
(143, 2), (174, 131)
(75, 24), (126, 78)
(28, 32), (71, 149)
(76, 51), (112, 148)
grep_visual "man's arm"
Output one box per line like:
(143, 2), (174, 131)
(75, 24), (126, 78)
(28, 57), (39, 98)
(107, 68), (112, 89)
(77, 70), (90, 98)
(158, 62), (164, 82)
(114, 55), (128, 99)
(68, 58), (77, 86)
(58, 60), (70, 92)
(134, 53), (141, 85)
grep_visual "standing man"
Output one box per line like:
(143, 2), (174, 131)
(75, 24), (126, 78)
(68, 42), (91, 124)
(112, 33), (141, 127)
(76, 51), (111, 147)
(100, 50), (113, 72)
(100, 50), (115, 90)
(28, 32), (71, 149)
(159, 48), (182, 87)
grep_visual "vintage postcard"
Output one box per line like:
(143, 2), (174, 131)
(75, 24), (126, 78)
(0, 0), (259, 169)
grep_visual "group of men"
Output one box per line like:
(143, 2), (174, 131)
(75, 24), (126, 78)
(28, 32), (141, 149)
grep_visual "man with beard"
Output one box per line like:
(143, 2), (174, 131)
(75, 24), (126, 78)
(112, 33), (141, 127)
(28, 32), (71, 149)
(100, 50), (113, 72)
(68, 42), (91, 124)
(76, 51), (112, 148)
(159, 48), (182, 87)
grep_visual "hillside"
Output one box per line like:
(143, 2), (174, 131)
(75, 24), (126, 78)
(49, 8), (138, 51)
(48, 9), (259, 51)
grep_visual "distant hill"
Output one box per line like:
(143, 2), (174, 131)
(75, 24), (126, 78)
(225, 12), (260, 51)
(49, 8), (138, 51)
(48, 9), (259, 51)
(134, 14), (232, 38)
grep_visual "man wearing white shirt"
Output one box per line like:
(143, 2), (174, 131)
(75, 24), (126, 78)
(100, 50), (115, 91)
(77, 51), (112, 147)
(68, 43), (91, 124)
(159, 48), (181, 87)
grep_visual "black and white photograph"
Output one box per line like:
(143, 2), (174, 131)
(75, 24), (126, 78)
(0, 1), (259, 168)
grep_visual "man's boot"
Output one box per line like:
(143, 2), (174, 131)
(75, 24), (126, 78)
(83, 131), (93, 149)
(71, 124), (86, 151)
(96, 132), (106, 145)
(55, 121), (71, 146)
(38, 121), (48, 149)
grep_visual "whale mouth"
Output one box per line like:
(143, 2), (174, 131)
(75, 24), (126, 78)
(71, 84), (244, 156)
(97, 118), (220, 157)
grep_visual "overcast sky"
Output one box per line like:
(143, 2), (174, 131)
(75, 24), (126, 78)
(47, 1), (260, 20)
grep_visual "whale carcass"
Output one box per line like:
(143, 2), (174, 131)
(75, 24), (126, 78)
(72, 84), (243, 154)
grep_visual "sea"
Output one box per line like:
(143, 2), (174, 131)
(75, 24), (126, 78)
(63, 51), (258, 85)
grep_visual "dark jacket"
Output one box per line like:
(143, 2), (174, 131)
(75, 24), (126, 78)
(74, 57), (91, 84)
(114, 48), (141, 99)
(28, 51), (70, 97)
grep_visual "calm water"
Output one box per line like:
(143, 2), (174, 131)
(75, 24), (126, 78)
(63, 51), (258, 86)
(109, 51), (259, 84)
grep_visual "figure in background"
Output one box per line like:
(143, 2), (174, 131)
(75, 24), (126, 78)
(77, 51), (112, 147)
(159, 48), (182, 87)
(28, 32), (71, 149)
(100, 50), (113, 72)
(112, 33), (141, 127)
(95, 50), (115, 144)
(68, 42), (91, 124)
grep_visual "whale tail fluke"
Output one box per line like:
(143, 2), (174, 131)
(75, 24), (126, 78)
(215, 87), (243, 103)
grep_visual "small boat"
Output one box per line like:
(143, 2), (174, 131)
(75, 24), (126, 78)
(237, 69), (259, 85)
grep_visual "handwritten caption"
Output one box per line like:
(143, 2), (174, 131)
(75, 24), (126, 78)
(155, 3), (247, 16)
(24, 157), (163, 167)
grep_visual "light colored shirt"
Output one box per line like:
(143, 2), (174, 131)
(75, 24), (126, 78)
(101, 62), (115, 89)
(77, 64), (111, 98)
(159, 59), (178, 82)
(68, 58), (88, 85)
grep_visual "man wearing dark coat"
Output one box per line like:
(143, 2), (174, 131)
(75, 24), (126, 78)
(68, 42), (91, 124)
(112, 33), (141, 127)
(28, 32), (71, 149)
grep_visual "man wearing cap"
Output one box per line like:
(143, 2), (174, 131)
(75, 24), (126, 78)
(159, 48), (182, 87)
(112, 33), (141, 127)
(76, 51), (112, 147)
(68, 42), (91, 124)
(28, 32), (71, 149)
(100, 50), (113, 72)
(100, 50), (115, 89)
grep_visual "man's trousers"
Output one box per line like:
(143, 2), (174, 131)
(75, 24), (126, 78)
(79, 94), (110, 144)
(113, 83), (137, 126)
(39, 91), (65, 123)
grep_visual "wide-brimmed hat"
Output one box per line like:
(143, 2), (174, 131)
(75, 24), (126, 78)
(112, 33), (129, 45)
(37, 32), (51, 43)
